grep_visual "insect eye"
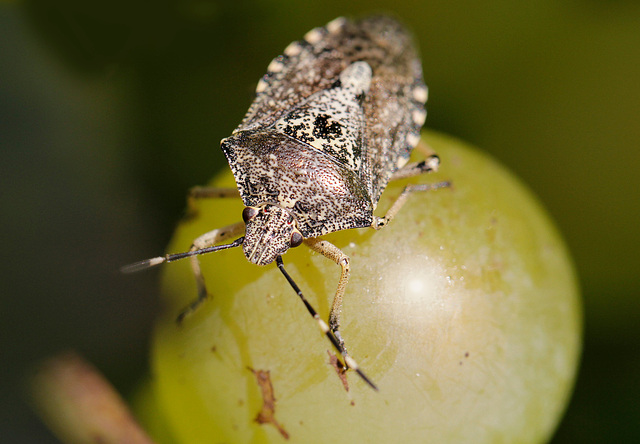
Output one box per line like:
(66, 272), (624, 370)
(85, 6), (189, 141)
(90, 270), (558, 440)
(290, 231), (303, 248)
(242, 207), (258, 223)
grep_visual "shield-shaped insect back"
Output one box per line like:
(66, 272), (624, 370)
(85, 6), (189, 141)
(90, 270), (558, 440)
(123, 16), (449, 391)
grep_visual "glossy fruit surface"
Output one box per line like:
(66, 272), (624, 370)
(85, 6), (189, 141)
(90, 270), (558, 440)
(150, 131), (581, 443)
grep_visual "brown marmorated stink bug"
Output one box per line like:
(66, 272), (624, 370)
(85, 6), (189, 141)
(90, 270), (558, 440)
(123, 16), (449, 390)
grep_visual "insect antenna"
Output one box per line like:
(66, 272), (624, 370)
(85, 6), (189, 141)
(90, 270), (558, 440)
(121, 237), (245, 273)
(275, 256), (378, 391)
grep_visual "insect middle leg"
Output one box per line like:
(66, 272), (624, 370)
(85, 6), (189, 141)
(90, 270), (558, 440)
(303, 238), (351, 357)
(373, 153), (450, 229)
(188, 186), (241, 199)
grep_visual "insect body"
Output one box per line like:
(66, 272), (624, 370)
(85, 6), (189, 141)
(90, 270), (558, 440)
(123, 16), (448, 390)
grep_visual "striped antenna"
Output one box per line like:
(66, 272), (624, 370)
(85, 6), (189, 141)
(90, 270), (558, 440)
(275, 256), (378, 391)
(121, 237), (245, 273)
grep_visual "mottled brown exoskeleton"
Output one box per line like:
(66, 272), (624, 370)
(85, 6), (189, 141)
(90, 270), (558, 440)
(123, 16), (449, 390)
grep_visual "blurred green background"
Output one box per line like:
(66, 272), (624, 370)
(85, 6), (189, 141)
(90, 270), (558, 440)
(1, 0), (638, 442)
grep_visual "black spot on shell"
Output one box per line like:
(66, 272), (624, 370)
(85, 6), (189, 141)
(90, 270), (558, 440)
(312, 114), (343, 139)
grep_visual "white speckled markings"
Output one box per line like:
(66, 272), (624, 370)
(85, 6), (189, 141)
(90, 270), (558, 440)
(123, 16), (449, 393)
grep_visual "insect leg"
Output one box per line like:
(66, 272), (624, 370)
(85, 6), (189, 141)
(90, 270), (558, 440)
(303, 238), (351, 355)
(390, 153), (440, 181)
(188, 186), (241, 200)
(275, 256), (377, 391)
(177, 221), (245, 323)
(414, 138), (438, 157)
(373, 181), (451, 229)
(373, 150), (450, 229)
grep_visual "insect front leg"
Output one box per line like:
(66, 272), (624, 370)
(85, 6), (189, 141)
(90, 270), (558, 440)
(275, 256), (377, 390)
(177, 221), (245, 323)
(303, 238), (351, 356)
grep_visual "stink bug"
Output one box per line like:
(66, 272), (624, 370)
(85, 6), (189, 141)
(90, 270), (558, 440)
(123, 16), (449, 390)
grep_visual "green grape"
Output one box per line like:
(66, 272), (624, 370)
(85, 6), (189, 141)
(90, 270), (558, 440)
(149, 131), (581, 443)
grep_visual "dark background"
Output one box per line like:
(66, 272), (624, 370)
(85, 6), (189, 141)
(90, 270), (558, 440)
(2, 0), (638, 442)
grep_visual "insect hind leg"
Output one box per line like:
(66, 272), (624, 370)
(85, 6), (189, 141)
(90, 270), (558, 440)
(390, 152), (440, 181)
(391, 138), (441, 181)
